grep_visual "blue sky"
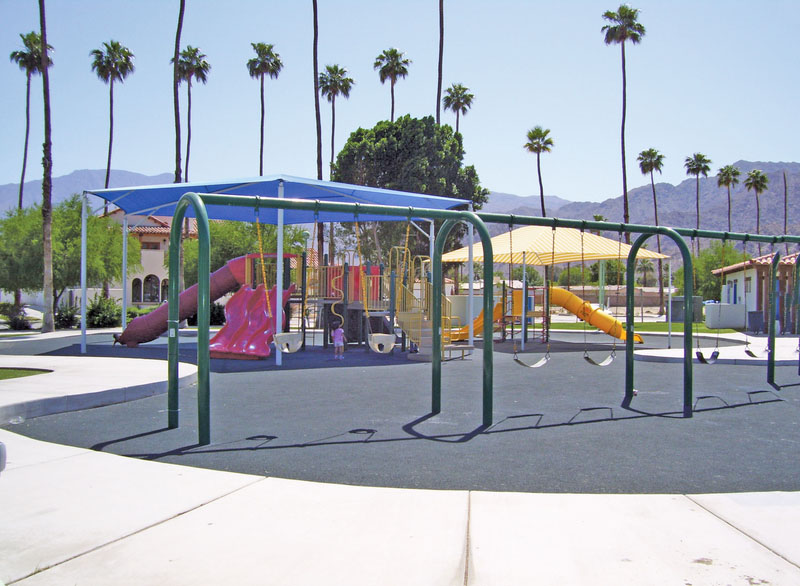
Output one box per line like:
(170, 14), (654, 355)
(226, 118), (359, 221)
(1, 0), (798, 202)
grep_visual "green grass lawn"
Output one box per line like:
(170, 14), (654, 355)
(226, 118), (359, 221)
(0, 367), (51, 381)
(549, 321), (737, 335)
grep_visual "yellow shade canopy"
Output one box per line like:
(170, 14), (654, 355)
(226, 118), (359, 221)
(441, 225), (668, 265)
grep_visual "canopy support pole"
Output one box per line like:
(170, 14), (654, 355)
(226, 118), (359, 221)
(276, 180), (284, 367)
(121, 216), (128, 329)
(80, 193), (88, 354)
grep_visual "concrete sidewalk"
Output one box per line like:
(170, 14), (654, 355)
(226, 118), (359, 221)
(1, 332), (799, 584)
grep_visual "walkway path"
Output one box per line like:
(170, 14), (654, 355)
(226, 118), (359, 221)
(1, 331), (799, 585)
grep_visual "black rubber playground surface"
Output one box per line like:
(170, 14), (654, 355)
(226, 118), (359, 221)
(5, 331), (800, 494)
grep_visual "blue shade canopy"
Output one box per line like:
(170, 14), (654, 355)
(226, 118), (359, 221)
(86, 174), (467, 224)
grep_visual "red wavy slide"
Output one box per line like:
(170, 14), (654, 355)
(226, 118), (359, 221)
(209, 283), (296, 360)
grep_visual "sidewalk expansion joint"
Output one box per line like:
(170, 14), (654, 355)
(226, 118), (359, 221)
(463, 491), (472, 586)
(684, 494), (800, 571)
(7, 476), (266, 585)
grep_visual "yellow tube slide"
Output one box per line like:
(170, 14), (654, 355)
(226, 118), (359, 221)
(549, 286), (643, 344)
(449, 302), (504, 341)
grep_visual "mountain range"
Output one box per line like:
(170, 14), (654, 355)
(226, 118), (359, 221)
(3, 162), (798, 256)
(0, 169), (173, 213)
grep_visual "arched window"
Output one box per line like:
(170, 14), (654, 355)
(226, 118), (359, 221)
(143, 274), (160, 303)
(161, 279), (169, 302)
(131, 278), (142, 303)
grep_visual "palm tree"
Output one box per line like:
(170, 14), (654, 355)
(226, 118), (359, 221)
(172, 0), (185, 184)
(637, 258), (654, 287)
(436, 0), (444, 124)
(90, 40), (135, 202)
(744, 169), (769, 256)
(716, 164), (741, 232)
(10, 31), (52, 209)
(523, 126), (554, 217)
(311, 0), (324, 257)
(637, 147), (665, 313)
(312, 0), (322, 183)
(442, 83), (474, 134)
(374, 48), (411, 122)
(172, 46), (210, 182)
(38, 0), (54, 332)
(318, 65), (354, 173)
(602, 4), (645, 242)
(684, 152), (711, 256)
(247, 42), (283, 176)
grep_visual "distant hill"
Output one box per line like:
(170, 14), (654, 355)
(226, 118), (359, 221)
(482, 191), (569, 215)
(0, 169), (172, 213)
(486, 161), (800, 255)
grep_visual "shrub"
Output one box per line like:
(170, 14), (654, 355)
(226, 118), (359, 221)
(0, 303), (32, 331)
(127, 305), (158, 320)
(187, 302), (226, 326)
(86, 294), (121, 328)
(55, 303), (79, 329)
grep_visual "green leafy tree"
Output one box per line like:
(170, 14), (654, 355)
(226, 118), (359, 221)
(10, 31), (53, 209)
(589, 259), (625, 285)
(90, 40), (135, 198)
(181, 221), (306, 288)
(374, 48), (411, 122)
(684, 152), (711, 257)
(0, 195), (140, 312)
(332, 115), (488, 263)
(716, 164), (741, 233)
(558, 266), (591, 287)
(523, 126), (554, 217)
(674, 241), (749, 301)
(511, 265), (544, 286)
(172, 45), (210, 182)
(602, 4), (645, 241)
(247, 42), (283, 176)
(637, 147), (665, 311)
(318, 64), (354, 172)
(442, 83), (474, 134)
(744, 169), (769, 255)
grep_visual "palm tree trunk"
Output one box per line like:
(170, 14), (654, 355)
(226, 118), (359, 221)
(173, 0), (184, 184)
(329, 98), (336, 170)
(390, 79), (395, 122)
(19, 73), (32, 209)
(784, 171), (789, 255)
(756, 192), (761, 256)
(727, 185), (732, 232)
(436, 0), (444, 124)
(39, 0), (54, 333)
(259, 74), (265, 176)
(455, 111), (460, 134)
(184, 81), (192, 182)
(695, 177), (700, 257)
(619, 42), (630, 243)
(313, 0), (322, 180)
(536, 152), (546, 217)
(104, 80), (114, 194)
(650, 171), (664, 314)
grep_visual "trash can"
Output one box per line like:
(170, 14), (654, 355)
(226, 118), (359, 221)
(747, 311), (764, 334)
(670, 296), (703, 322)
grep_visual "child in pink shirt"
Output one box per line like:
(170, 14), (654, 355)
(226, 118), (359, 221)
(332, 322), (346, 360)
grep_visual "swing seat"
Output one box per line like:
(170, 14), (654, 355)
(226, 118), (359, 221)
(695, 349), (720, 364)
(583, 353), (615, 367)
(513, 353), (550, 368)
(368, 333), (396, 354)
(274, 332), (303, 353)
